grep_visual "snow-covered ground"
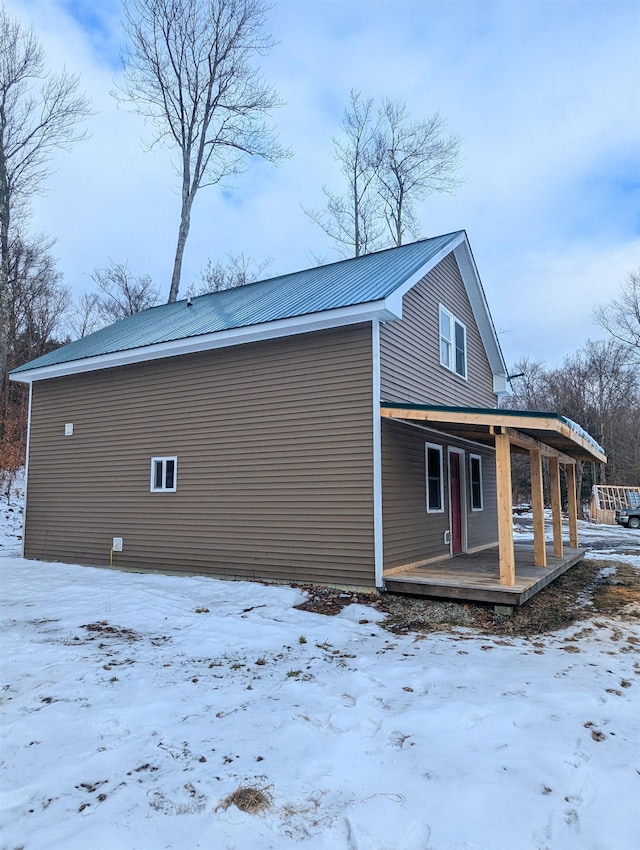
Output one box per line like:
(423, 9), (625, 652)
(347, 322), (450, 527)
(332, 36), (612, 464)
(1, 487), (639, 850)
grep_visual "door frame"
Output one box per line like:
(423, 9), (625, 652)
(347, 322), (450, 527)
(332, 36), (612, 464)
(447, 446), (467, 556)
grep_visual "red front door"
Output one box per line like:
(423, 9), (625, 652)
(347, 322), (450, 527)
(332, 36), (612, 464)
(450, 452), (463, 555)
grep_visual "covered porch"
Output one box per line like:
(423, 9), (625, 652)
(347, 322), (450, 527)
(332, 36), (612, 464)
(380, 404), (607, 607)
(384, 540), (586, 607)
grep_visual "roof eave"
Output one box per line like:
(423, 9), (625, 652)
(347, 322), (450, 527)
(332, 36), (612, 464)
(10, 299), (396, 384)
(452, 239), (509, 385)
(380, 403), (607, 465)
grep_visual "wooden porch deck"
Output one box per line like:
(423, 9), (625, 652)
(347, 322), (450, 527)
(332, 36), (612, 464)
(383, 543), (586, 607)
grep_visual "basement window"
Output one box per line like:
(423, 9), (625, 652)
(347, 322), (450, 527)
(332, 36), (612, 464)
(150, 457), (177, 492)
(439, 305), (467, 379)
(470, 454), (483, 511)
(425, 443), (444, 513)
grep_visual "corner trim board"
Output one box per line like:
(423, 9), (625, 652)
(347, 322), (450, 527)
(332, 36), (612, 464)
(372, 319), (384, 588)
(21, 383), (33, 558)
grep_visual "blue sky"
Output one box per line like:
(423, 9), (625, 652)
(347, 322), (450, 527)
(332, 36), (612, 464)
(8, 0), (640, 367)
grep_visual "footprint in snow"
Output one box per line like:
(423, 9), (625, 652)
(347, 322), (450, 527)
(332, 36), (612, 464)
(359, 717), (381, 738)
(389, 731), (412, 749)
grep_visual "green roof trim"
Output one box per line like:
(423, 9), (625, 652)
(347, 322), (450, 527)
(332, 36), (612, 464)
(380, 401), (606, 458)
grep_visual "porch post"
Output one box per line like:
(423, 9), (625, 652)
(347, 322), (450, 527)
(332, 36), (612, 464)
(549, 456), (563, 557)
(529, 448), (546, 567)
(495, 430), (515, 586)
(566, 463), (579, 549)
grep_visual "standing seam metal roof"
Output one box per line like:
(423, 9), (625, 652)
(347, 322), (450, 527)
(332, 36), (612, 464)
(12, 232), (462, 374)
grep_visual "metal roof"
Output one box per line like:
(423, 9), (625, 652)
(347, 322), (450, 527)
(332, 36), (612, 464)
(12, 232), (463, 375)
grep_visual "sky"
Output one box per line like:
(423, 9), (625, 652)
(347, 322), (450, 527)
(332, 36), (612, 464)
(6, 0), (640, 368)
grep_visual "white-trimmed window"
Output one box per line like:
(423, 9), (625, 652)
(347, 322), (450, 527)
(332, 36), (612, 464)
(469, 454), (483, 511)
(425, 443), (444, 513)
(439, 305), (467, 379)
(150, 457), (177, 492)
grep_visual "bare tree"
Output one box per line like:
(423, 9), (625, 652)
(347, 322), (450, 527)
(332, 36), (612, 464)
(506, 340), (640, 506)
(120, 0), (287, 304)
(378, 101), (462, 246)
(189, 252), (271, 295)
(91, 261), (160, 323)
(304, 90), (385, 258)
(0, 4), (90, 394)
(594, 268), (640, 362)
(3, 232), (69, 431)
(306, 92), (462, 256)
(505, 357), (550, 410)
(66, 291), (102, 339)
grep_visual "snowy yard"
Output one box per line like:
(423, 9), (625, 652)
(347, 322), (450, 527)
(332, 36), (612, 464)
(1, 487), (639, 850)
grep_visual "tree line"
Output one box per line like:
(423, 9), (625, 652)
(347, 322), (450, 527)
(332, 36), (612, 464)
(505, 306), (640, 510)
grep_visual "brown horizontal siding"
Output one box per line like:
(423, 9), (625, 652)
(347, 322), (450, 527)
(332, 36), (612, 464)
(382, 420), (449, 568)
(382, 419), (498, 570)
(380, 253), (497, 407)
(25, 324), (376, 587)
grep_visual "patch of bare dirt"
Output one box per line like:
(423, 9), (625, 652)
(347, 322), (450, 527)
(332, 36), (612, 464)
(80, 621), (142, 642)
(294, 586), (388, 617)
(293, 556), (640, 637)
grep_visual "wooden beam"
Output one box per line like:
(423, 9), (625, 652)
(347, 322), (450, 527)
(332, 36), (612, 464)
(380, 407), (607, 463)
(495, 431), (515, 586)
(566, 463), (579, 549)
(529, 447), (546, 567)
(554, 420), (607, 464)
(502, 427), (575, 465)
(549, 456), (563, 558)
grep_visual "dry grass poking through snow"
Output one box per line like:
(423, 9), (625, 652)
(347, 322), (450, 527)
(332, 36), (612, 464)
(216, 784), (273, 814)
(295, 556), (640, 637)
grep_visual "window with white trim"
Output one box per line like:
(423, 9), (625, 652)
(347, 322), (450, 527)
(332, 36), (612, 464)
(469, 454), (483, 511)
(425, 443), (444, 513)
(150, 457), (177, 492)
(439, 304), (467, 378)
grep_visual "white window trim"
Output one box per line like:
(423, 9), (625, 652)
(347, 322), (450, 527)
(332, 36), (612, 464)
(425, 442), (445, 514)
(439, 304), (468, 380)
(469, 453), (483, 511)
(150, 456), (177, 492)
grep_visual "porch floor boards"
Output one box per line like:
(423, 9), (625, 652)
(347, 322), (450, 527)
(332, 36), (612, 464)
(383, 543), (586, 606)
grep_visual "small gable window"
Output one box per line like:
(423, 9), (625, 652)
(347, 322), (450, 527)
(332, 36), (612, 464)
(440, 305), (467, 379)
(425, 443), (444, 513)
(469, 454), (483, 511)
(150, 457), (177, 492)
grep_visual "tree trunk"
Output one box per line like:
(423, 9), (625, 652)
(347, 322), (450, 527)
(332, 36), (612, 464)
(0, 141), (10, 419)
(168, 195), (192, 304)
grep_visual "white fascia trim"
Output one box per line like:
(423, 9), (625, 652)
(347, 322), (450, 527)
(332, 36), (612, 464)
(452, 240), (509, 385)
(383, 231), (467, 318)
(12, 300), (396, 384)
(21, 383), (33, 557)
(372, 319), (384, 589)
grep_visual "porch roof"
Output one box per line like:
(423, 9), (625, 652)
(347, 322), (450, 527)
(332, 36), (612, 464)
(380, 402), (607, 464)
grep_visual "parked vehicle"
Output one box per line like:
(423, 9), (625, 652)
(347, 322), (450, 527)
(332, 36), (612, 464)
(615, 506), (640, 529)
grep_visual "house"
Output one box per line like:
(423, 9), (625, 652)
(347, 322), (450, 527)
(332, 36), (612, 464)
(11, 231), (606, 605)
